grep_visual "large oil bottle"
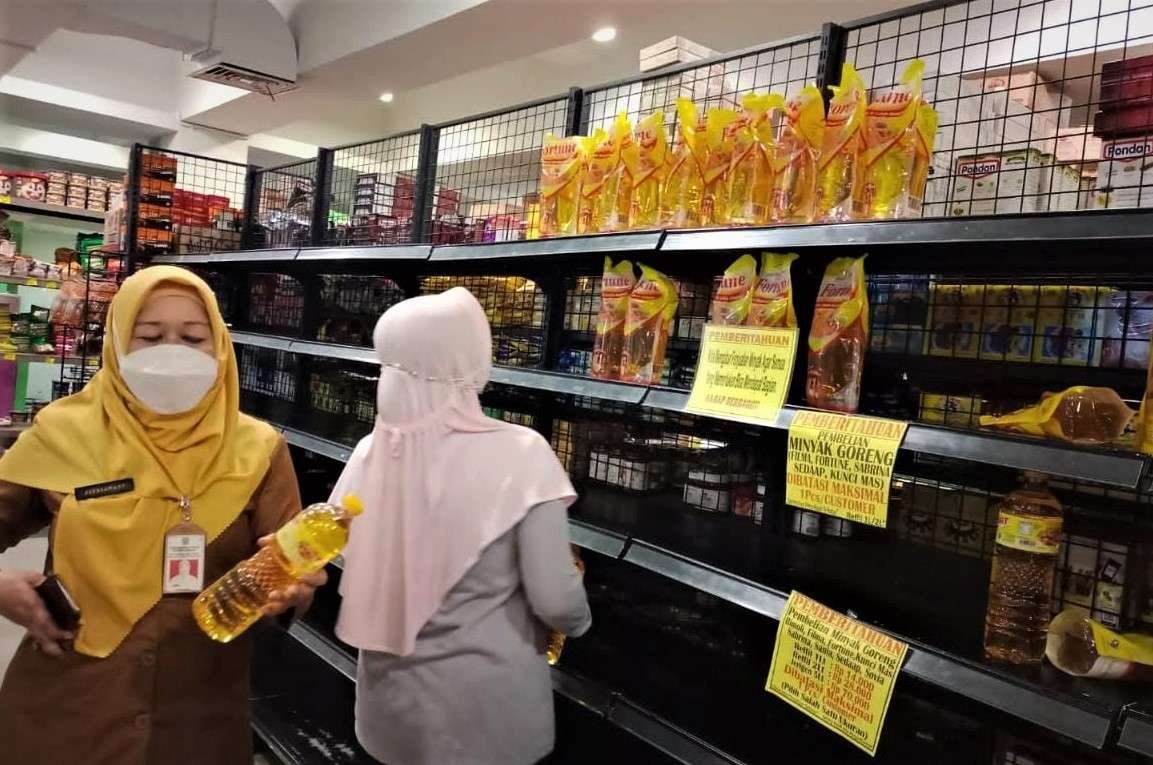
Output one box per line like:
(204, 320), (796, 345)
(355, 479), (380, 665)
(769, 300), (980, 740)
(983, 473), (1062, 663)
(193, 495), (363, 642)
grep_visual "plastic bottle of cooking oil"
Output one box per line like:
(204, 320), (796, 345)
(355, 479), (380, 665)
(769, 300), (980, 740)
(193, 495), (363, 643)
(983, 473), (1062, 663)
(546, 551), (585, 665)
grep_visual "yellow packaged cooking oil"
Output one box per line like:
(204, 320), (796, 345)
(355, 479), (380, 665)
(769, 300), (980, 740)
(591, 257), (637, 380)
(709, 254), (757, 325)
(621, 264), (679, 385)
(1140, 353), (1153, 454)
(816, 64), (867, 222)
(857, 60), (925, 220)
(539, 134), (585, 237)
(661, 99), (708, 229)
(747, 252), (798, 328)
(626, 112), (668, 230)
(577, 127), (614, 235)
(980, 387), (1134, 444)
(728, 93), (784, 226)
(910, 102), (939, 217)
(598, 114), (635, 233)
(771, 86), (824, 223)
(701, 107), (741, 227)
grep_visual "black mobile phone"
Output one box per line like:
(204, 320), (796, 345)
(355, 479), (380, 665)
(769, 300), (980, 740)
(34, 575), (81, 633)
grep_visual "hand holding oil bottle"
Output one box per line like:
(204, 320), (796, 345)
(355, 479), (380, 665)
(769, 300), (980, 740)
(536, 60), (939, 238)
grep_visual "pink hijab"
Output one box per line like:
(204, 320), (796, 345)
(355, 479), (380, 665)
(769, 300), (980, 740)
(333, 287), (576, 656)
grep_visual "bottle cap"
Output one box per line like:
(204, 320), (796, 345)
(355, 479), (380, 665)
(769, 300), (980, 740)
(342, 494), (365, 517)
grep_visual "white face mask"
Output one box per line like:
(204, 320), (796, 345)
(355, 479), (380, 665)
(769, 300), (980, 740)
(119, 344), (219, 415)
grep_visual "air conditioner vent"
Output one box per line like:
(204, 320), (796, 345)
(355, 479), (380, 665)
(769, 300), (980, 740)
(190, 63), (296, 97)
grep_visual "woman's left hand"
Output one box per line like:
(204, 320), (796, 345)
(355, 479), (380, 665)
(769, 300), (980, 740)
(255, 534), (328, 617)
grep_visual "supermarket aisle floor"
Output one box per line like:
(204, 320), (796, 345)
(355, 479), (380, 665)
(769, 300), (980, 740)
(0, 535), (48, 675)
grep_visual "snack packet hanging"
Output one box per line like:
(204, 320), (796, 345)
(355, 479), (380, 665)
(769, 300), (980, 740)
(709, 254), (758, 325)
(748, 252), (798, 328)
(598, 114), (635, 233)
(771, 86), (825, 223)
(806, 256), (869, 412)
(980, 387), (1134, 444)
(539, 134), (585, 237)
(728, 93), (784, 226)
(815, 64), (867, 222)
(857, 60), (925, 220)
(627, 111), (669, 229)
(701, 107), (741, 226)
(661, 99), (708, 228)
(621, 264), (679, 385)
(591, 258), (637, 380)
(578, 127), (614, 235)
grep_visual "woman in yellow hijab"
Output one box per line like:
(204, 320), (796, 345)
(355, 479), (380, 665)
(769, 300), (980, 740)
(0, 266), (321, 764)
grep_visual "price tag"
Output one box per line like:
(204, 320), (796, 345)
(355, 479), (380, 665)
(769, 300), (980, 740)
(785, 411), (907, 528)
(684, 325), (798, 426)
(766, 592), (908, 757)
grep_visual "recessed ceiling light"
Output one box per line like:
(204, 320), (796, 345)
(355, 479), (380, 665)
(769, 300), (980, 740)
(379, 92), (395, 103)
(592, 27), (617, 43)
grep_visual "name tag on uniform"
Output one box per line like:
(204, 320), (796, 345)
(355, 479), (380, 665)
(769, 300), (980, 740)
(75, 478), (135, 501)
(163, 522), (206, 595)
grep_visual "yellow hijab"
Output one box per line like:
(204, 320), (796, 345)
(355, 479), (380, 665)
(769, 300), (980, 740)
(0, 266), (280, 657)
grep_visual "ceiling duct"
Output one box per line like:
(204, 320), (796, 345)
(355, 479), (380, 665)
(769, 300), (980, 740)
(190, 63), (297, 98)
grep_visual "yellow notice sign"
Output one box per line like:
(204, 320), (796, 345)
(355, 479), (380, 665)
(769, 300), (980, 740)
(785, 411), (907, 528)
(685, 325), (798, 426)
(766, 591), (908, 757)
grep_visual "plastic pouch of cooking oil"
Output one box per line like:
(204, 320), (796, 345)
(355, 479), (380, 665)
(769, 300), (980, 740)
(661, 99), (707, 228)
(701, 107), (741, 226)
(591, 258), (637, 379)
(857, 60), (925, 220)
(709, 254), (757, 325)
(771, 86), (824, 223)
(816, 64), (867, 222)
(626, 112), (668, 230)
(621, 264), (679, 384)
(597, 114), (634, 233)
(979, 386), (1134, 444)
(577, 127), (612, 234)
(806, 255), (868, 412)
(539, 134), (585, 237)
(728, 93), (784, 226)
(748, 252), (798, 328)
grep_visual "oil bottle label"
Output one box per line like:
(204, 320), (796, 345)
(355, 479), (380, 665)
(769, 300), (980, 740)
(995, 512), (1061, 554)
(276, 522), (323, 573)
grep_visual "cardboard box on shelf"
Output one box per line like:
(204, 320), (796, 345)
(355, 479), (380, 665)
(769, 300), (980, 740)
(977, 70), (1071, 119)
(1097, 136), (1153, 208)
(949, 148), (1078, 216)
(639, 35), (716, 73)
(1055, 126), (1102, 164)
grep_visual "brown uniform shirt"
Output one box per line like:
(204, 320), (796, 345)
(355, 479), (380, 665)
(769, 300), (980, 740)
(0, 437), (301, 765)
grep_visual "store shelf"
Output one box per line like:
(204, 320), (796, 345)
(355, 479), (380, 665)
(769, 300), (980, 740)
(290, 339), (376, 365)
(0, 198), (105, 224)
(660, 210), (1153, 252)
(297, 244), (432, 261)
(1119, 706), (1153, 758)
(568, 518), (628, 558)
(279, 425), (355, 463)
(430, 231), (663, 261)
(608, 698), (742, 765)
(489, 367), (647, 404)
(287, 622), (355, 681)
(153, 248), (298, 265)
(642, 389), (1148, 489)
(231, 330), (294, 351)
(0, 275), (61, 290)
(2, 352), (99, 366)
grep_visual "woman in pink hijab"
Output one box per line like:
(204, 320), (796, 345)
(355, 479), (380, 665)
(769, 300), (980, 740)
(332, 287), (591, 765)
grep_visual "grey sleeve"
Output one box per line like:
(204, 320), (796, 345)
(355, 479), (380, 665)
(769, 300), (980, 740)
(517, 499), (592, 637)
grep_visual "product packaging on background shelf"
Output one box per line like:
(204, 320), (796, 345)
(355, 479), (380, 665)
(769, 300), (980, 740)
(708, 254), (757, 325)
(1033, 285), (1101, 365)
(926, 283), (983, 359)
(978, 285), (1037, 362)
(590, 258), (637, 380)
(661, 99), (708, 229)
(620, 264), (679, 385)
(918, 392), (983, 428)
(806, 255), (868, 412)
(726, 93), (782, 226)
(1098, 289), (1153, 369)
(772, 85), (824, 223)
(700, 107), (740, 226)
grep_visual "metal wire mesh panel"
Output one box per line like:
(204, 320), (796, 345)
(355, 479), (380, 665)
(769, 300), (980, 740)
(582, 36), (821, 138)
(247, 273), (304, 335)
(432, 98), (569, 244)
(194, 269), (238, 324)
(251, 159), (317, 249)
(316, 275), (406, 345)
(845, 0), (1153, 217)
(308, 358), (377, 443)
(326, 133), (423, 246)
(867, 272), (1149, 425)
(132, 147), (248, 256)
(420, 275), (546, 367)
(238, 345), (297, 401)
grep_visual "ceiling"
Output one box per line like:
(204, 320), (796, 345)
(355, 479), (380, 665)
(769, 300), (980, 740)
(0, 0), (914, 162)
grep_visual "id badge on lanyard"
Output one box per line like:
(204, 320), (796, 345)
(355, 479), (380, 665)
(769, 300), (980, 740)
(163, 496), (206, 595)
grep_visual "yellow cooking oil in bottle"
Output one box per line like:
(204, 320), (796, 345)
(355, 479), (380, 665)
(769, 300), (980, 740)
(193, 495), (364, 643)
(546, 550), (585, 665)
